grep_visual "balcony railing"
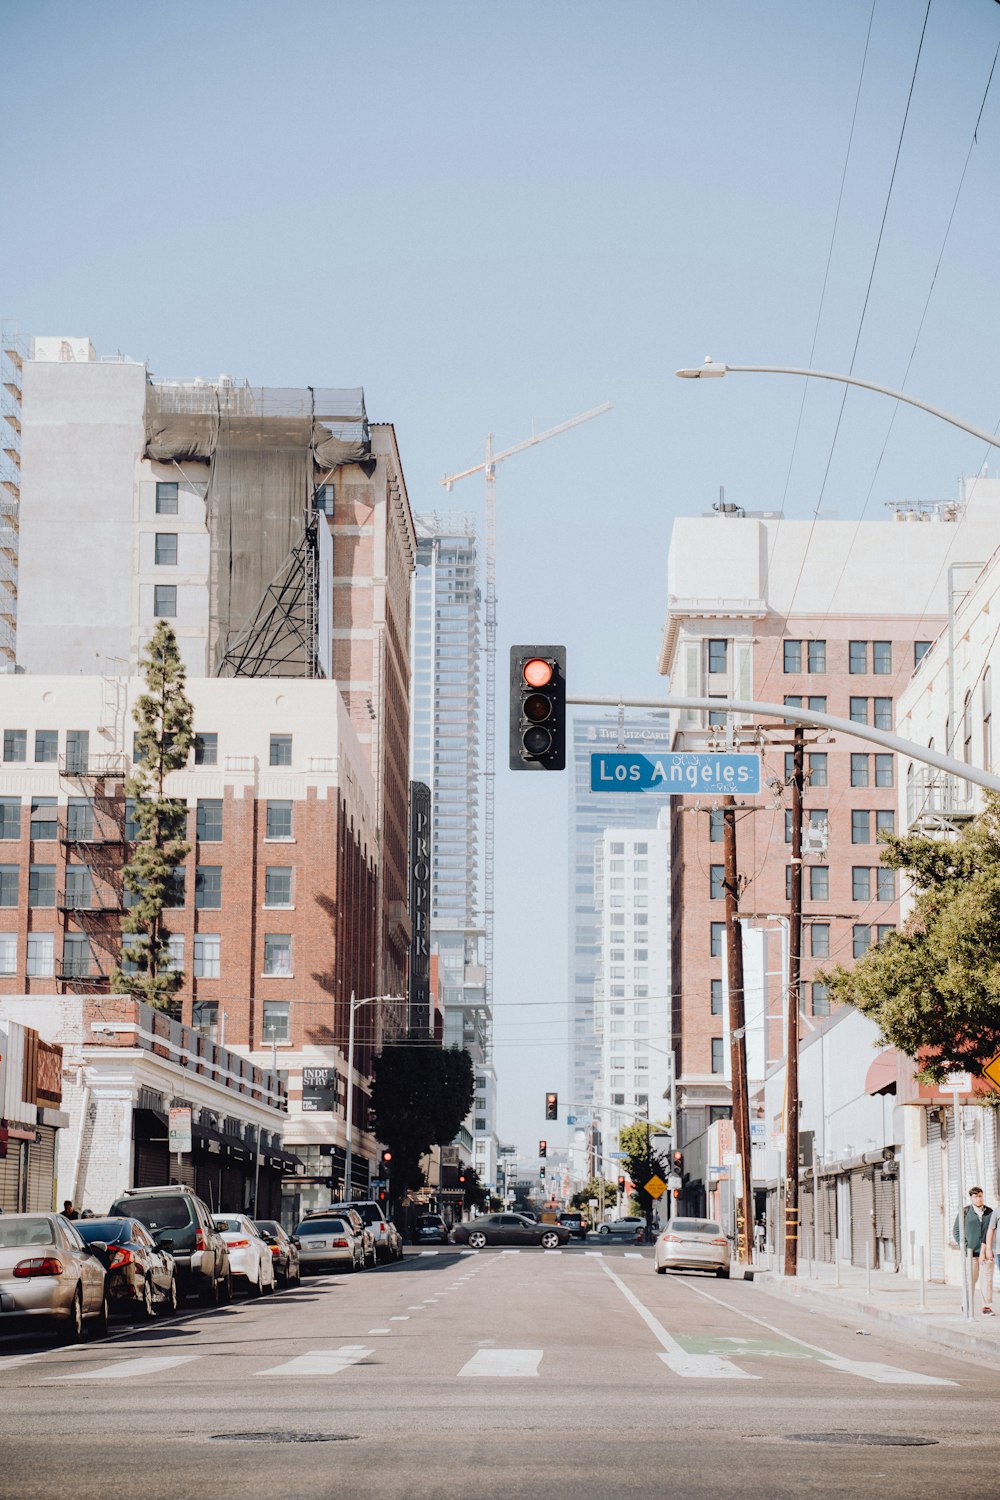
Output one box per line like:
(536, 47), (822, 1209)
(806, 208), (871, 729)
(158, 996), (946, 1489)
(906, 767), (977, 828)
(57, 888), (123, 914)
(59, 753), (129, 778)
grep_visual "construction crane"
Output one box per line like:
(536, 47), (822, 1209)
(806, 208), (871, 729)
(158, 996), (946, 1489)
(441, 401), (613, 1045)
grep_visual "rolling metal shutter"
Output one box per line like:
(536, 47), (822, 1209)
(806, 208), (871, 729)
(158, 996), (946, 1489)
(25, 1126), (56, 1212)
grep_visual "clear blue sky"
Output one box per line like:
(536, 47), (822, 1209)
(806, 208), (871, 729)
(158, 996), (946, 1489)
(7, 0), (1000, 1156)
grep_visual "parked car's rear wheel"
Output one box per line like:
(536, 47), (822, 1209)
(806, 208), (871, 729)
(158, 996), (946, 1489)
(58, 1287), (84, 1345)
(655, 1263), (667, 1275)
(201, 1274), (220, 1306)
(540, 1231), (561, 1250)
(716, 1266), (730, 1279)
(159, 1276), (178, 1315)
(141, 1276), (156, 1320)
(467, 1231), (487, 1250)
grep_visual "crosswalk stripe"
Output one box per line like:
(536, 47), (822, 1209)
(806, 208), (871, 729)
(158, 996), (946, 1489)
(458, 1349), (542, 1377)
(419, 1250), (439, 1257)
(624, 1252), (644, 1259)
(50, 1355), (199, 1382)
(585, 1250), (603, 1257)
(824, 1357), (956, 1387)
(262, 1345), (373, 1377)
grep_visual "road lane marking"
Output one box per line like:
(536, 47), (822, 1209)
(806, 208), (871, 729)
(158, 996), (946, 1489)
(368, 1328), (391, 1334)
(624, 1252), (644, 1259)
(585, 1251), (604, 1257)
(458, 1349), (542, 1377)
(262, 1344), (373, 1377)
(49, 1355), (199, 1382)
(675, 1279), (958, 1386)
(408, 1305), (425, 1310)
(500, 1249), (521, 1255)
(599, 1262), (757, 1380)
(419, 1251), (439, 1256)
(543, 1250), (561, 1255)
(390, 1315), (409, 1321)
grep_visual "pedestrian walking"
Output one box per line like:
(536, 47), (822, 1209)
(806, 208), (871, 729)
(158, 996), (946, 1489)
(952, 1186), (993, 1314)
(62, 1200), (79, 1221)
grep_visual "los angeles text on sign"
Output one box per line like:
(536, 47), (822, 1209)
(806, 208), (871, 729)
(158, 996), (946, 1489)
(590, 751), (762, 795)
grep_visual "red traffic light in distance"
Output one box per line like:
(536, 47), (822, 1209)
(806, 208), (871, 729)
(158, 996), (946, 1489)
(510, 646), (566, 770)
(545, 1091), (558, 1121)
(381, 1149), (393, 1166)
(538, 1139), (547, 1158)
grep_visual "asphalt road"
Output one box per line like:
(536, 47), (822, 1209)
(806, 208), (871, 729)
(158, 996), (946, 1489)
(1, 1245), (995, 1500)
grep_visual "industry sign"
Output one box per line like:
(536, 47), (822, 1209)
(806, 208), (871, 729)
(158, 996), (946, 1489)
(302, 1068), (339, 1113)
(590, 751), (761, 795)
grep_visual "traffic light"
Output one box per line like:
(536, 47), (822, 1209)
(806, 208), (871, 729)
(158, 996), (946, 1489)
(545, 1092), (558, 1121)
(510, 646), (566, 770)
(539, 1165), (546, 1179)
(617, 1176), (626, 1193)
(671, 1149), (683, 1174)
(538, 1139), (547, 1158)
(381, 1149), (393, 1170)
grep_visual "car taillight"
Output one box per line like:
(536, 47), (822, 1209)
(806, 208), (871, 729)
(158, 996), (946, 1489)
(228, 1238), (250, 1248)
(109, 1248), (134, 1269)
(269, 1244), (280, 1255)
(710, 1236), (728, 1246)
(195, 1228), (205, 1251)
(330, 1238), (348, 1248)
(663, 1235), (682, 1244)
(13, 1257), (63, 1279)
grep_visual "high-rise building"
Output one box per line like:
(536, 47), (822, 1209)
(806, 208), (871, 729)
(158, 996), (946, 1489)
(568, 713), (672, 1178)
(410, 512), (496, 1191)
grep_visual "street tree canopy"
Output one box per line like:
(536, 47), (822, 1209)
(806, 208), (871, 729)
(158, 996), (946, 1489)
(823, 796), (1000, 1084)
(370, 1043), (475, 1192)
(618, 1121), (669, 1221)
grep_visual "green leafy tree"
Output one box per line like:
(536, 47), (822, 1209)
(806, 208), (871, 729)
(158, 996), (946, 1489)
(111, 623), (194, 1009)
(371, 1043), (476, 1196)
(570, 1178), (617, 1213)
(823, 796), (1000, 1083)
(619, 1121), (670, 1231)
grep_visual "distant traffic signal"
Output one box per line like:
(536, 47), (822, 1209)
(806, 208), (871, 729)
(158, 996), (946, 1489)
(545, 1092), (558, 1121)
(617, 1176), (626, 1193)
(671, 1149), (683, 1174)
(539, 1165), (546, 1179)
(538, 1139), (547, 1158)
(510, 646), (566, 770)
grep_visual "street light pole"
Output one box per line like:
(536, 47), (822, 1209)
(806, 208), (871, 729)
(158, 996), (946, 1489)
(343, 992), (391, 1202)
(675, 358), (1000, 451)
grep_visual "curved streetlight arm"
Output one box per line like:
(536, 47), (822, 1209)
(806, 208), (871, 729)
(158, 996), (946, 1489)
(675, 359), (1000, 451)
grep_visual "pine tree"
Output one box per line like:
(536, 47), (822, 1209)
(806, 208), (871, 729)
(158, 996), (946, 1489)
(111, 622), (194, 1010)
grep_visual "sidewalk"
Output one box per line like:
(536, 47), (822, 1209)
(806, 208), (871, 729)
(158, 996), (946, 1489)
(750, 1253), (1000, 1367)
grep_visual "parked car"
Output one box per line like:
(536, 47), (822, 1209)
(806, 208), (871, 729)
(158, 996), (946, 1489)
(108, 1186), (231, 1305)
(213, 1215), (276, 1296)
(253, 1220), (301, 1286)
(325, 1200), (400, 1264)
(557, 1211), (587, 1240)
(293, 1215), (365, 1273)
(654, 1218), (731, 1278)
(415, 1214), (450, 1245)
(452, 1213), (569, 1249)
(384, 1220), (404, 1260)
(76, 1216), (178, 1318)
(305, 1205), (376, 1267)
(597, 1217), (646, 1243)
(0, 1212), (109, 1343)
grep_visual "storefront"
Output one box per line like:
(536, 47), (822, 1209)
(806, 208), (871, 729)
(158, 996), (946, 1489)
(0, 1018), (66, 1213)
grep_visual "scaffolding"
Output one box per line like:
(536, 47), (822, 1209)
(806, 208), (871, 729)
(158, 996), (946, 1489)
(0, 324), (25, 664)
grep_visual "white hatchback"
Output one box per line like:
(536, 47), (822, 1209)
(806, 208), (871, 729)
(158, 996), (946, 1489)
(213, 1215), (276, 1296)
(654, 1218), (731, 1278)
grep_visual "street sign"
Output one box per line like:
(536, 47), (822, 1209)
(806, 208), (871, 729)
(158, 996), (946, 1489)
(943, 1071), (973, 1093)
(168, 1106), (192, 1155)
(590, 751), (762, 795)
(750, 1122), (766, 1142)
(607, 1150), (626, 1159)
(644, 1174), (667, 1199)
(982, 1051), (1000, 1089)
(566, 1114), (578, 1125)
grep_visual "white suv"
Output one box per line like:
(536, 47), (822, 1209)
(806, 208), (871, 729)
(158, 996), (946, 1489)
(327, 1201), (400, 1264)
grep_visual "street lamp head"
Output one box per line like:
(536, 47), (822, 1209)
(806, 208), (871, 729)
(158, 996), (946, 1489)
(675, 357), (728, 379)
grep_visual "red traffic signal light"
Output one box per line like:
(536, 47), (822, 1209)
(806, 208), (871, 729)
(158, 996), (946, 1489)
(617, 1176), (626, 1192)
(381, 1149), (393, 1167)
(510, 647), (566, 770)
(545, 1092), (558, 1121)
(538, 1139), (547, 1158)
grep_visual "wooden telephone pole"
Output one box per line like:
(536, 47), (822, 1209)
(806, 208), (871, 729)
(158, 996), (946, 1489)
(722, 796), (754, 1266)
(783, 726), (805, 1277)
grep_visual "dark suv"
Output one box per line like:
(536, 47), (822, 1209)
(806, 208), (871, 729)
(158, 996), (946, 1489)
(108, 1186), (231, 1304)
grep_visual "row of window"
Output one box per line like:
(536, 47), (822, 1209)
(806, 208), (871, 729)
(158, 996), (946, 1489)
(781, 640), (931, 675)
(707, 864), (896, 902)
(1, 730), (294, 769)
(0, 928), (295, 982)
(0, 796), (297, 843)
(0, 862), (296, 910)
(708, 918), (893, 960)
(780, 695), (894, 728)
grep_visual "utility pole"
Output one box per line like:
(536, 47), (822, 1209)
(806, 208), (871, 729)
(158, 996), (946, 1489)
(722, 795), (753, 1266)
(784, 726), (805, 1277)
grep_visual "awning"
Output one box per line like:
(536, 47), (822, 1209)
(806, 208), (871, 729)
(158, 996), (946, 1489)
(865, 1048), (899, 1096)
(262, 1147), (303, 1172)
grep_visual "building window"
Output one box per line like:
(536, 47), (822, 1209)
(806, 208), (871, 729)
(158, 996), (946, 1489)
(154, 584), (177, 618)
(852, 867), (871, 901)
(874, 754), (894, 787)
(711, 979), (723, 1016)
(155, 481), (179, 514)
(65, 731), (89, 774)
(164, 868), (185, 908)
(124, 799), (140, 841)
(809, 866), (829, 900)
(914, 640), (932, 666)
(195, 866), (222, 909)
(0, 798), (20, 840)
(876, 810), (895, 838)
(850, 698), (868, 724)
(876, 923), (896, 944)
(196, 799), (223, 842)
(710, 921), (725, 957)
(807, 696), (827, 713)
(265, 866), (293, 907)
(874, 697), (893, 731)
(783, 640), (802, 673)
(876, 868), (895, 902)
(28, 864), (55, 907)
(807, 640), (826, 673)
(853, 925), (871, 959)
(269, 734), (293, 767)
(851, 810), (870, 844)
(193, 933), (221, 978)
(872, 640), (892, 674)
(29, 798), (57, 841)
(0, 866), (18, 906)
(708, 810), (724, 842)
(34, 729), (58, 763)
(164, 933), (184, 973)
(266, 800), (293, 840)
(154, 533), (178, 566)
(784, 695), (802, 710)
(62, 934), (92, 978)
(193, 1000), (219, 1041)
(786, 865), (793, 900)
(64, 865), (93, 909)
(711, 1038), (725, 1074)
(810, 923), (830, 958)
(26, 932), (54, 978)
(850, 754), (869, 787)
(314, 483), (335, 516)
(812, 982), (831, 1016)
(0, 933), (15, 975)
(264, 933), (292, 976)
(66, 798), (94, 841)
(849, 641), (868, 674)
(707, 639), (728, 674)
(262, 999), (290, 1044)
(710, 864), (725, 900)
(194, 733), (218, 766)
(3, 729), (26, 763)
(808, 753), (828, 786)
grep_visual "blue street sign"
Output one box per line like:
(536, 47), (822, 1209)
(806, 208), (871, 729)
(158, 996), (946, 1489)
(590, 751), (761, 796)
(566, 1114), (578, 1125)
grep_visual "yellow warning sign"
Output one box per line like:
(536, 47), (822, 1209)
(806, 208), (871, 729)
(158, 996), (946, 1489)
(982, 1049), (1000, 1090)
(644, 1174), (667, 1200)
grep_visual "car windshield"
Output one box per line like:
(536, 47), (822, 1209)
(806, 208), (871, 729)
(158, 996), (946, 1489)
(672, 1219), (722, 1236)
(110, 1196), (190, 1232)
(254, 1221), (281, 1237)
(76, 1219), (132, 1245)
(295, 1219), (346, 1235)
(0, 1217), (55, 1249)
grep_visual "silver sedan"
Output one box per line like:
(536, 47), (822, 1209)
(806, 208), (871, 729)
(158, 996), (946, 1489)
(654, 1217), (731, 1278)
(0, 1213), (110, 1341)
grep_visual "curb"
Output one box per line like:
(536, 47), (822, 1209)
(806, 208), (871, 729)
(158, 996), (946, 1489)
(754, 1270), (1000, 1369)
